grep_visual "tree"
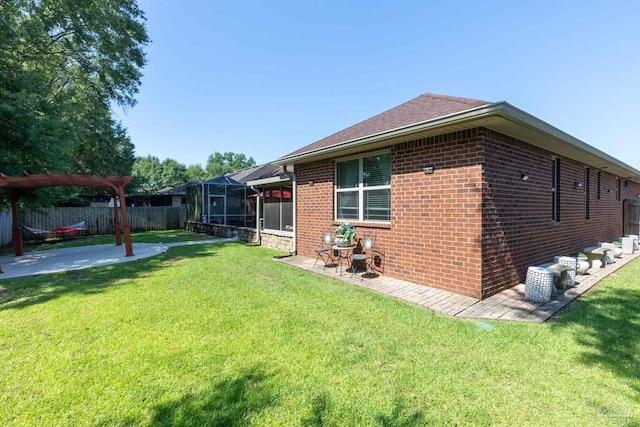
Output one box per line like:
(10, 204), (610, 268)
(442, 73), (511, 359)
(186, 164), (206, 182)
(71, 104), (136, 176)
(0, 0), (148, 206)
(158, 158), (188, 189)
(130, 156), (189, 193)
(205, 152), (256, 179)
(131, 155), (161, 193)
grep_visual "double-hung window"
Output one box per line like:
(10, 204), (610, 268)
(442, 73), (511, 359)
(335, 152), (391, 222)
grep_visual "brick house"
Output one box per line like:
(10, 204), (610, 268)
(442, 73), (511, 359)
(273, 93), (640, 299)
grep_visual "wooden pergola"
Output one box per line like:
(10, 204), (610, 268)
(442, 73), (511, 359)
(0, 173), (134, 273)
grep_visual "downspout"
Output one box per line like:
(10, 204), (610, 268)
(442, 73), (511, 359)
(290, 171), (297, 255)
(249, 185), (261, 244)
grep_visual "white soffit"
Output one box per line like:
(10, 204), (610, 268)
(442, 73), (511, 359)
(247, 174), (292, 187)
(276, 102), (640, 182)
(490, 103), (640, 182)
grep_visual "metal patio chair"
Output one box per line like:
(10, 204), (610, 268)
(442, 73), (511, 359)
(313, 231), (335, 268)
(350, 231), (377, 279)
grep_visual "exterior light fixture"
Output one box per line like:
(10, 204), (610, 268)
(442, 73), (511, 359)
(575, 182), (584, 189)
(308, 180), (314, 186)
(423, 164), (435, 175)
(521, 172), (529, 181)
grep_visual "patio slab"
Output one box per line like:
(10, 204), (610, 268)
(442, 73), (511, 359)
(0, 238), (231, 280)
(276, 250), (640, 323)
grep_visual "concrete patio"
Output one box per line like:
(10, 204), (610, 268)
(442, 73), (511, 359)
(0, 238), (231, 280)
(276, 250), (640, 323)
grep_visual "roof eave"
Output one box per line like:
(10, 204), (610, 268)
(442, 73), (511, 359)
(247, 173), (292, 187)
(491, 102), (640, 182)
(273, 103), (502, 165)
(274, 102), (640, 183)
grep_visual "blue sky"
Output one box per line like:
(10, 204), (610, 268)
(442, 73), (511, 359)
(117, 0), (640, 170)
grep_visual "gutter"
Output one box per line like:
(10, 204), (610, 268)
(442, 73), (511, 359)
(272, 103), (501, 165)
(493, 102), (640, 177)
(273, 101), (640, 182)
(249, 184), (261, 245)
(290, 171), (297, 255)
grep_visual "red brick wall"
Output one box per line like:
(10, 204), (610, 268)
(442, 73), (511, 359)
(388, 130), (484, 297)
(295, 130), (485, 298)
(293, 127), (640, 300)
(295, 159), (336, 253)
(481, 128), (640, 297)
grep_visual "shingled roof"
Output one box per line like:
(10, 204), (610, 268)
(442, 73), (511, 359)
(280, 93), (491, 159)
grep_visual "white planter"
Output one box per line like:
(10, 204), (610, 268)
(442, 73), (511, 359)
(576, 259), (589, 275)
(335, 237), (351, 247)
(613, 246), (622, 258)
(621, 237), (634, 254)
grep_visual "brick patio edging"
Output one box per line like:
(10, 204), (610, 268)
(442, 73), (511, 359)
(275, 250), (640, 323)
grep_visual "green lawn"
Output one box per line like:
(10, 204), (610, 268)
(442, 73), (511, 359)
(0, 237), (639, 426)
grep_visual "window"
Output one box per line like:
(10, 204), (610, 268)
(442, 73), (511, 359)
(551, 158), (560, 222)
(616, 178), (621, 202)
(584, 168), (590, 220)
(336, 153), (391, 222)
(596, 171), (601, 200)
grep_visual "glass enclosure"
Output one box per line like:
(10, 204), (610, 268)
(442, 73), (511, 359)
(200, 177), (256, 227)
(259, 185), (293, 232)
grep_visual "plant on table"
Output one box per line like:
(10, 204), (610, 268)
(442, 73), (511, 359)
(333, 222), (356, 246)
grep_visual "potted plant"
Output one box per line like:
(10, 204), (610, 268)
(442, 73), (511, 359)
(333, 222), (356, 247)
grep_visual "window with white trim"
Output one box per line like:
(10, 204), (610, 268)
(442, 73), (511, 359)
(335, 153), (391, 222)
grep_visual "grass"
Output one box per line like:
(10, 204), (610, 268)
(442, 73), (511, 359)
(0, 235), (639, 426)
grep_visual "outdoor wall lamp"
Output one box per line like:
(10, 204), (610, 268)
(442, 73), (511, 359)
(308, 180), (314, 186)
(521, 172), (529, 181)
(575, 182), (584, 189)
(423, 164), (435, 175)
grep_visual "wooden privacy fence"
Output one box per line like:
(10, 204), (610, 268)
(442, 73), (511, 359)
(0, 211), (11, 246)
(624, 199), (640, 237)
(0, 206), (186, 245)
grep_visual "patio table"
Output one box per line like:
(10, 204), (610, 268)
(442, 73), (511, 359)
(332, 245), (356, 276)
